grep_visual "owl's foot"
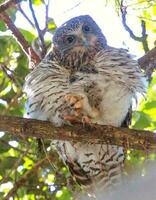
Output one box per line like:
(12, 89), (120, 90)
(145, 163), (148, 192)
(65, 95), (84, 117)
(63, 115), (78, 122)
(64, 95), (90, 124)
(64, 94), (100, 125)
(82, 116), (91, 124)
(63, 114), (92, 127)
(82, 116), (95, 129)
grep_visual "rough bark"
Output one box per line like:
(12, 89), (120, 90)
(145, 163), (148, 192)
(0, 115), (156, 151)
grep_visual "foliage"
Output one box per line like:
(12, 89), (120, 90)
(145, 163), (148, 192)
(0, 0), (156, 199)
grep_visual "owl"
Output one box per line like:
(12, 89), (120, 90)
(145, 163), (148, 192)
(24, 15), (145, 195)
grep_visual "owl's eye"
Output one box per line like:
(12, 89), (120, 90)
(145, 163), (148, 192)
(82, 25), (91, 33)
(64, 35), (75, 45)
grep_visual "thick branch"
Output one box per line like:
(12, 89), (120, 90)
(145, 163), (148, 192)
(0, 12), (28, 55)
(0, 115), (156, 151)
(0, 12), (41, 65)
(138, 46), (156, 67)
(138, 47), (156, 81)
(0, 0), (22, 13)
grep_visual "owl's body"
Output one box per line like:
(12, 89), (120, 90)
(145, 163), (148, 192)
(24, 15), (145, 194)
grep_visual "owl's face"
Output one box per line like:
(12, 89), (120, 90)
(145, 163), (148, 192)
(53, 15), (107, 69)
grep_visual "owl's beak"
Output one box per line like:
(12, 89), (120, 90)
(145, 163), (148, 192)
(82, 38), (89, 47)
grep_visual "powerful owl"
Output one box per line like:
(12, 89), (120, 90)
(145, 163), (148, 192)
(24, 15), (145, 195)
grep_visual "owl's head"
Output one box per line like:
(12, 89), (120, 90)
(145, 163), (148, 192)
(53, 15), (107, 69)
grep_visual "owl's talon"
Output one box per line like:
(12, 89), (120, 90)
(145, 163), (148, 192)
(82, 116), (91, 125)
(81, 116), (94, 130)
(74, 100), (83, 109)
(74, 109), (81, 116)
(65, 95), (78, 105)
(65, 95), (83, 106)
(63, 115), (77, 122)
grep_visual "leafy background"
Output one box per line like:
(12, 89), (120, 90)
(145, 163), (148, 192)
(0, 0), (156, 199)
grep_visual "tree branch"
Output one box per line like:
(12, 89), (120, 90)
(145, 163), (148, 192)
(0, 148), (31, 185)
(3, 154), (54, 200)
(0, 0), (22, 13)
(18, 4), (35, 28)
(138, 46), (156, 67)
(0, 12), (41, 66)
(120, 0), (149, 53)
(138, 46), (156, 80)
(0, 115), (156, 151)
(28, 0), (46, 58)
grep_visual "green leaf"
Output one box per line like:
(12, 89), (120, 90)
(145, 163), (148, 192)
(0, 192), (5, 199)
(15, 54), (28, 79)
(23, 157), (34, 169)
(0, 20), (6, 32)
(0, 0), (5, 3)
(0, 103), (6, 111)
(0, 140), (10, 153)
(19, 29), (36, 43)
(143, 101), (156, 110)
(48, 18), (57, 33)
(56, 187), (72, 200)
(32, 0), (43, 6)
(132, 111), (152, 129)
(142, 10), (151, 18)
(153, 4), (156, 16)
(0, 157), (17, 173)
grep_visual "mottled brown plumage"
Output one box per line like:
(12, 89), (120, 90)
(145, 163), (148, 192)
(24, 15), (146, 196)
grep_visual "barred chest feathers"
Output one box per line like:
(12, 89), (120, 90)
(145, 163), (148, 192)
(24, 47), (146, 192)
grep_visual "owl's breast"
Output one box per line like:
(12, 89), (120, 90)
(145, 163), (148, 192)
(81, 73), (132, 127)
(68, 69), (133, 127)
(95, 76), (132, 126)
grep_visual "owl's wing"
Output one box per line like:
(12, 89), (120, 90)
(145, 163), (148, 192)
(24, 56), (93, 126)
(24, 58), (70, 126)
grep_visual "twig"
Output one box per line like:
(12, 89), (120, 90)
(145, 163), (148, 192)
(141, 20), (149, 53)
(0, 138), (35, 156)
(18, 4), (35, 28)
(0, 12), (41, 66)
(28, 0), (46, 58)
(137, 16), (156, 22)
(44, 0), (50, 32)
(40, 0), (50, 39)
(0, 148), (31, 185)
(1, 91), (23, 115)
(0, 115), (156, 151)
(120, 0), (149, 53)
(0, 63), (19, 87)
(0, 62), (27, 85)
(3, 154), (54, 200)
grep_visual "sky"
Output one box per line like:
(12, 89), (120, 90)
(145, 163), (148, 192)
(15, 0), (145, 58)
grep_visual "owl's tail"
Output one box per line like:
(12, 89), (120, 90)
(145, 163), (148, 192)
(65, 145), (124, 196)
